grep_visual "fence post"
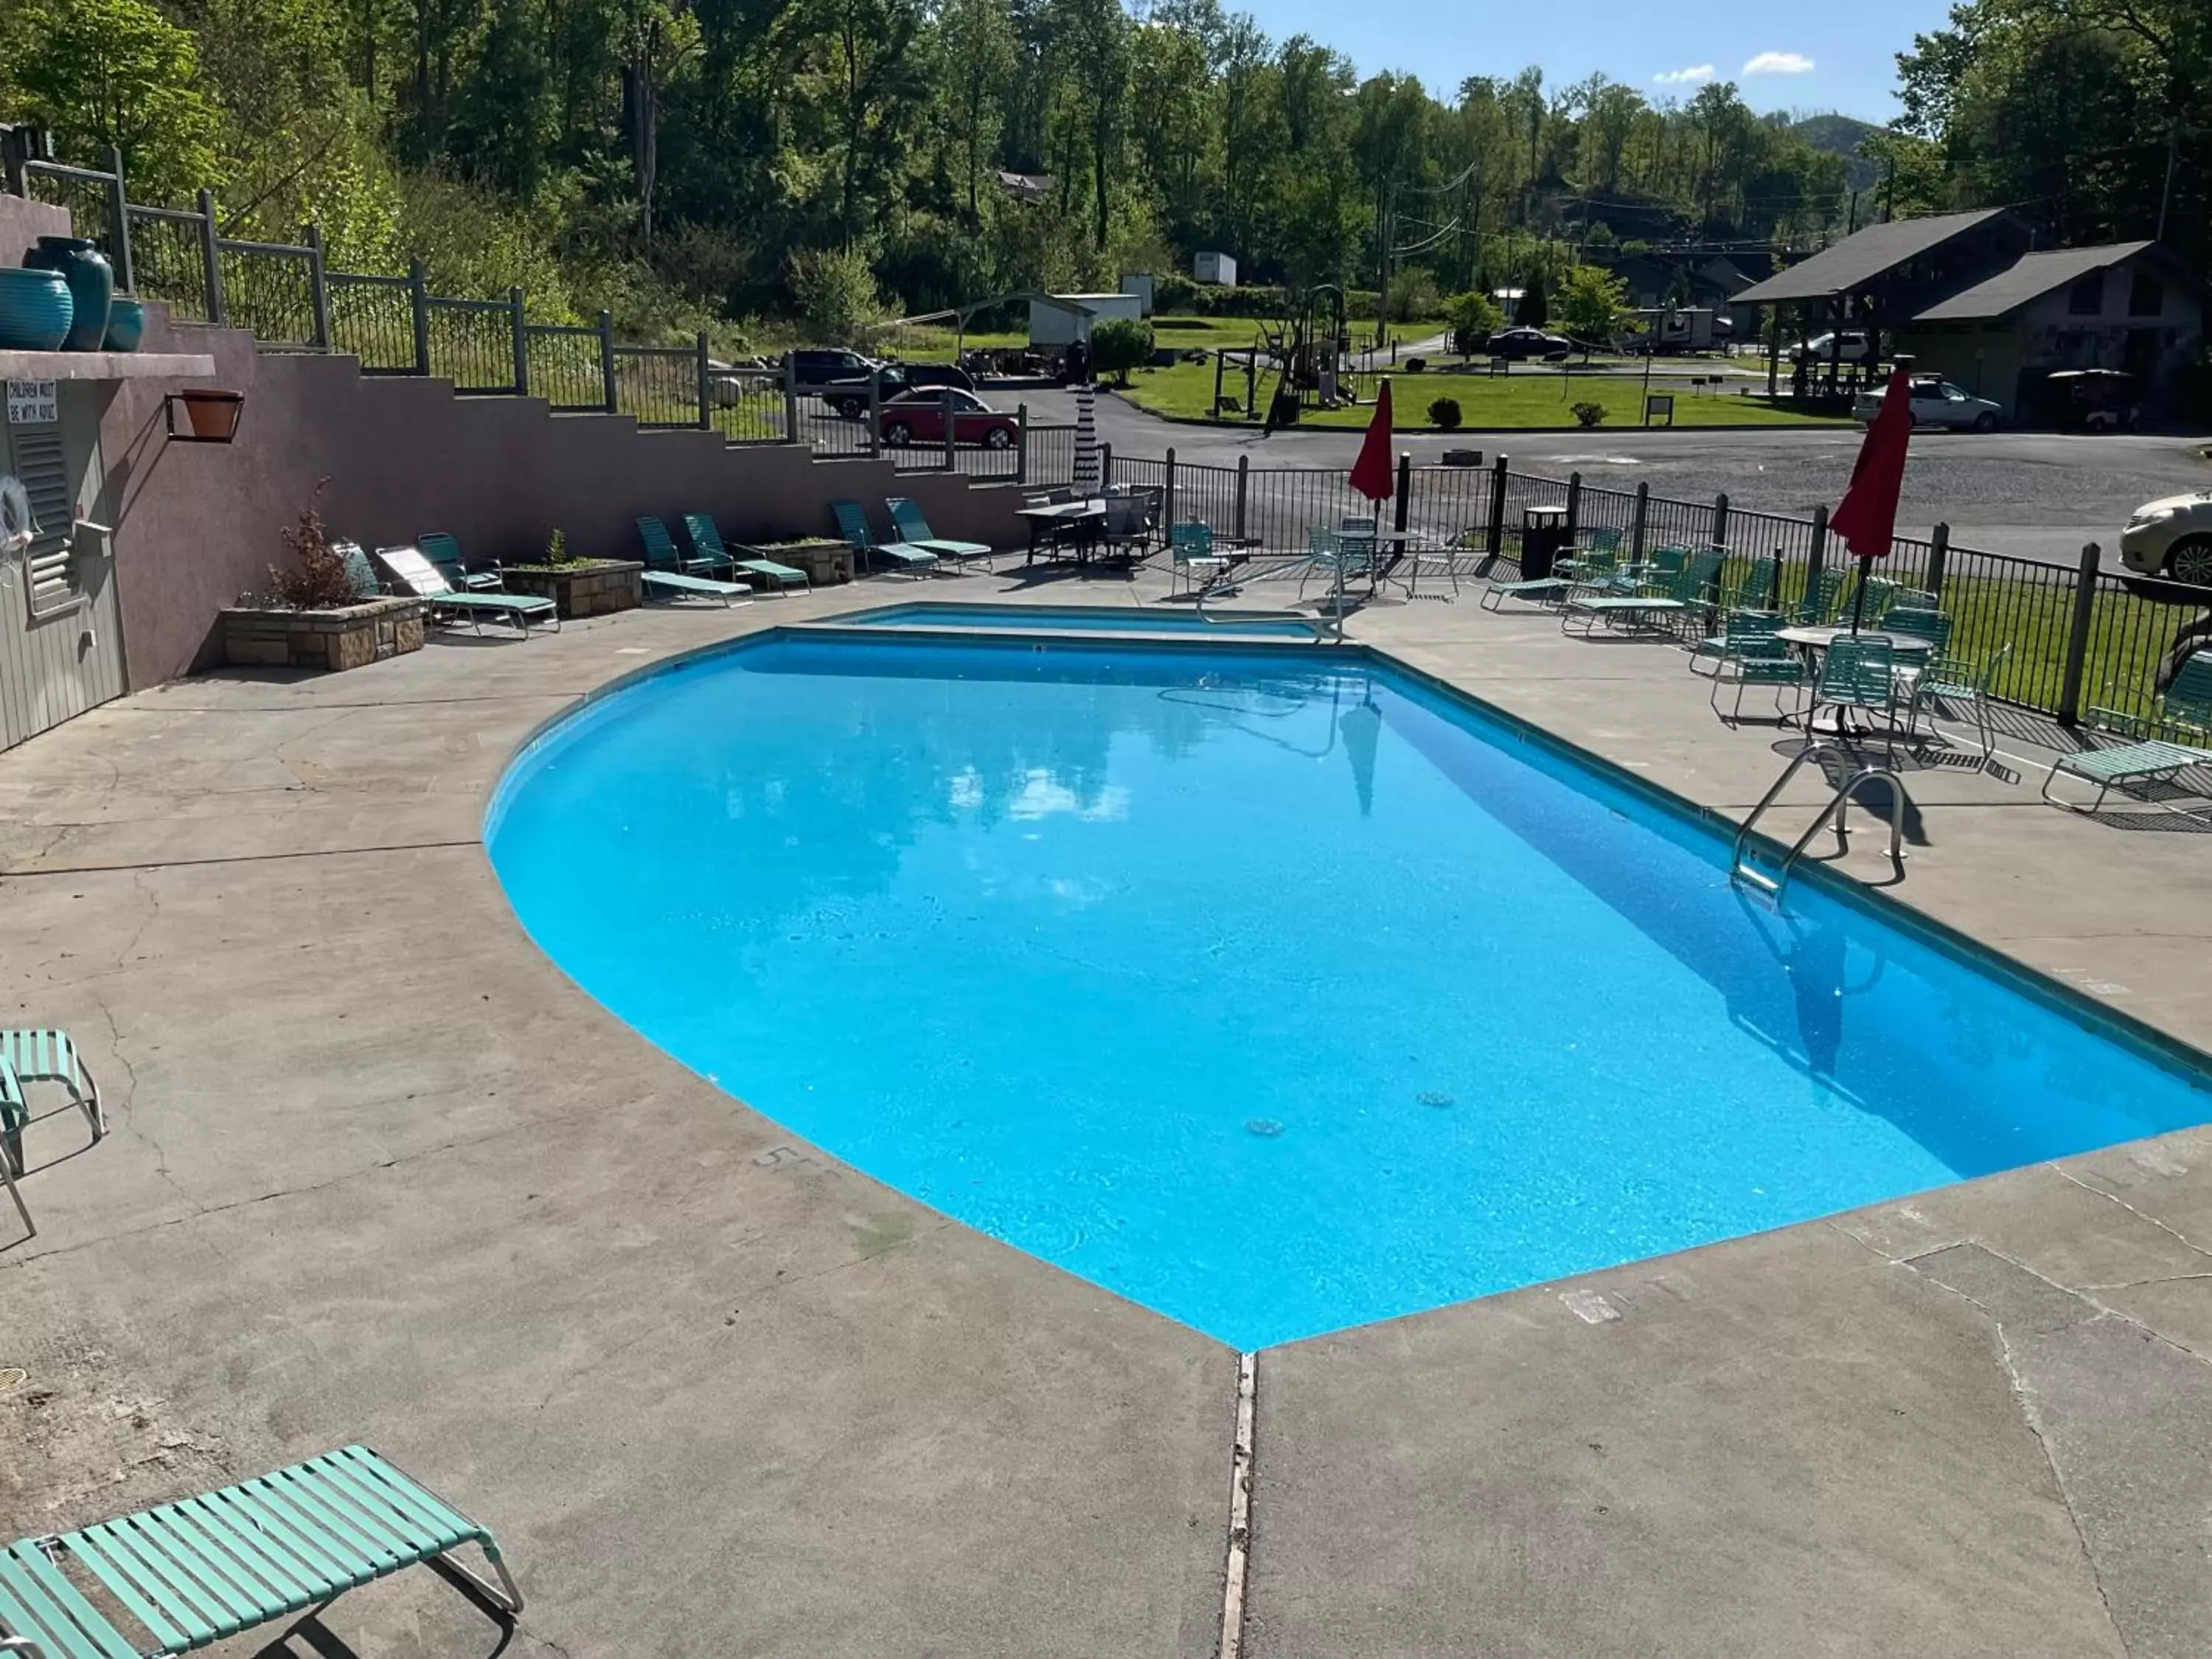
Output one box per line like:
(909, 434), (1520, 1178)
(694, 332), (712, 431)
(597, 310), (616, 414)
(1565, 470), (1582, 541)
(509, 288), (529, 395)
(1711, 490), (1730, 552)
(867, 369), (881, 459)
(1234, 454), (1250, 544)
(105, 145), (134, 296)
(1926, 522), (1950, 597)
(1015, 403), (1029, 485)
(1394, 452), (1411, 535)
(2057, 542), (2103, 726)
(1632, 481), (1650, 560)
(1102, 442), (1114, 488)
(303, 224), (330, 351)
(407, 257), (431, 374)
(1164, 446), (1178, 531)
(198, 189), (226, 327)
(1805, 504), (1830, 613)
(942, 388), (957, 473)
(1486, 453), (1510, 560)
(782, 357), (800, 445)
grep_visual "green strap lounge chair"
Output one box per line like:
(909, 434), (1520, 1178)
(2045, 651), (2212, 813)
(1812, 635), (1902, 757)
(633, 517), (753, 606)
(374, 547), (557, 636)
(335, 542), (383, 601)
(0, 1059), (32, 1239)
(415, 532), (505, 591)
(0, 1029), (102, 1166)
(1691, 607), (1784, 676)
(684, 515), (810, 595)
(830, 500), (939, 578)
(1562, 549), (1722, 638)
(1169, 523), (1231, 594)
(887, 498), (992, 566)
(1795, 568), (1846, 623)
(0, 1444), (521, 1658)
(1725, 556), (1779, 614)
(633, 518), (752, 606)
(1905, 643), (2009, 757)
(1711, 634), (1807, 727)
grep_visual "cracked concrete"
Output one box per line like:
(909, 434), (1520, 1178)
(4, 571), (2212, 1656)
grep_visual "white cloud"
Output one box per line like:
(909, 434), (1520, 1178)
(1743, 51), (1815, 75)
(1652, 64), (1716, 86)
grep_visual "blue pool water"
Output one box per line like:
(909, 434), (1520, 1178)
(844, 602), (1319, 637)
(487, 634), (2212, 1350)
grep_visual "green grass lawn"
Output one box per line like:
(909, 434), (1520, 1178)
(880, 313), (1449, 365)
(1117, 358), (1847, 429)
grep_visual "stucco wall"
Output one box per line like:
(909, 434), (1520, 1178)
(79, 305), (1027, 688)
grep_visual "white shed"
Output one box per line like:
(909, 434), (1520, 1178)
(1194, 251), (1238, 288)
(1028, 293), (1145, 347)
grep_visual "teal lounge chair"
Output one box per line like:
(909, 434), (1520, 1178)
(685, 514), (809, 595)
(416, 532), (505, 591)
(2045, 651), (2212, 813)
(374, 546), (557, 635)
(1812, 634), (1901, 757)
(634, 516), (754, 606)
(0, 1029), (100, 1241)
(1904, 642), (2008, 756)
(888, 498), (992, 566)
(0, 1060), (30, 1239)
(1795, 568), (1846, 623)
(1562, 549), (1722, 637)
(831, 499), (939, 577)
(1691, 606), (1784, 677)
(0, 1444), (521, 1658)
(336, 540), (382, 600)
(1169, 522), (1231, 594)
(1711, 633), (1807, 726)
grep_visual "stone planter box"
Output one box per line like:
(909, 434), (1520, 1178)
(500, 560), (643, 618)
(746, 540), (852, 585)
(221, 597), (426, 672)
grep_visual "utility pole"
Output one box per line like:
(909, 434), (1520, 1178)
(2157, 117), (2180, 243)
(1376, 183), (1393, 355)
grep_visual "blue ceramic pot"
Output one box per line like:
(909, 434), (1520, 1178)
(104, 298), (146, 352)
(0, 267), (74, 352)
(24, 235), (113, 351)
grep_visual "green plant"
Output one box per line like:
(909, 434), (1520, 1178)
(1090, 317), (1155, 385)
(1571, 400), (1607, 428)
(265, 479), (361, 609)
(1428, 396), (1463, 430)
(787, 246), (886, 347)
(1444, 290), (1505, 357)
(544, 527), (577, 565)
(1556, 265), (1631, 354)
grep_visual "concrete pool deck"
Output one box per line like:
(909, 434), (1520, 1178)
(1, 568), (2209, 1658)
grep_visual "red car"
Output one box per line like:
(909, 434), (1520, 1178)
(876, 388), (1019, 450)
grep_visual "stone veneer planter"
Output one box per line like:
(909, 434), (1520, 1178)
(498, 560), (644, 618)
(221, 597), (427, 672)
(745, 540), (853, 585)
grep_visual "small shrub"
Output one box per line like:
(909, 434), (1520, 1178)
(266, 479), (361, 609)
(1090, 317), (1155, 385)
(1571, 400), (1608, 428)
(544, 527), (577, 566)
(1427, 396), (1464, 430)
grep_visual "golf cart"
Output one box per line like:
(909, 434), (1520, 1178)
(2045, 369), (2140, 434)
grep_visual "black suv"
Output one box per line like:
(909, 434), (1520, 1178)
(785, 348), (881, 397)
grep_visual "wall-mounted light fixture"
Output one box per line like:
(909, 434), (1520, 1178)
(164, 388), (246, 444)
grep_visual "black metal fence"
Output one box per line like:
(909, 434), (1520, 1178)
(1087, 450), (2210, 734)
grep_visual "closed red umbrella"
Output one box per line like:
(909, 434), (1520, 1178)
(1348, 378), (1395, 505)
(1831, 363), (1915, 632)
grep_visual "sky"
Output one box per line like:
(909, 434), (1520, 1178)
(1233, 0), (1958, 120)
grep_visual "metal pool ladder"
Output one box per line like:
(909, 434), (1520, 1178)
(1731, 742), (1907, 898)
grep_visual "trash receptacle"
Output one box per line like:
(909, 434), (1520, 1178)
(1521, 505), (1571, 580)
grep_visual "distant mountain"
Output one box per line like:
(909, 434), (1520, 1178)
(1792, 114), (1885, 191)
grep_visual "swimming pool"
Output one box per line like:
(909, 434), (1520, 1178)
(841, 602), (1322, 637)
(487, 633), (2212, 1351)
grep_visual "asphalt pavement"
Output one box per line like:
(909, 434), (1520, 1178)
(1012, 386), (2212, 568)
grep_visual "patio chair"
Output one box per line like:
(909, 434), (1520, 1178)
(633, 516), (754, 607)
(2044, 651), (2212, 813)
(1725, 557), (1779, 613)
(1903, 642), (2009, 756)
(1882, 608), (1952, 651)
(1711, 633), (1808, 727)
(0, 1029), (102, 1173)
(1100, 492), (1159, 566)
(1795, 568), (1846, 623)
(0, 1061), (30, 1239)
(336, 541), (383, 600)
(1690, 607), (1784, 677)
(1298, 526), (1375, 601)
(1168, 522), (1231, 594)
(887, 498), (992, 566)
(416, 532), (505, 591)
(686, 514), (810, 595)
(1557, 526), (1624, 580)
(1562, 549), (1722, 638)
(1812, 634), (1901, 757)
(374, 546), (557, 636)
(0, 1444), (521, 1659)
(831, 499), (939, 578)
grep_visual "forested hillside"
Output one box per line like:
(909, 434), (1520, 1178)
(0, 0), (2202, 347)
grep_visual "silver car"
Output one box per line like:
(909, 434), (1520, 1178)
(1854, 377), (2004, 432)
(2120, 491), (2212, 586)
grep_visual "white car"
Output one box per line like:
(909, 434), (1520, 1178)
(1853, 378), (2004, 433)
(2120, 491), (2212, 586)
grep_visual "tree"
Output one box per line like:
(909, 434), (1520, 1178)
(1514, 271), (1547, 326)
(5, 0), (221, 198)
(936, 0), (1015, 222)
(1089, 315), (1152, 383)
(1554, 263), (1627, 355)
(1443, 288), (1502, 355)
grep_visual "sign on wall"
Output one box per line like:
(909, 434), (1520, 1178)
(5, 380), (60, 427)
